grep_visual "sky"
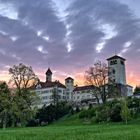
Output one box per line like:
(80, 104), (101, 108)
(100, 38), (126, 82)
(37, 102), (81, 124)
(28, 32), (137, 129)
(0, 0), (140, 87)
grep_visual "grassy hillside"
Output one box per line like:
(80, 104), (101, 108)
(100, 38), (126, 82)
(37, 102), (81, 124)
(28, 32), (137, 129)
(0, 114), (140, 140)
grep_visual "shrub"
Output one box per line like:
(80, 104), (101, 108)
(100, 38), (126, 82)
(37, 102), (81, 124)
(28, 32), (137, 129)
(79, 110), (88, 119)
(121, 99), (131, 124)
(110, 103), (122, 122)
(95, 105), (110, 122)
(79, 108), (96, 119)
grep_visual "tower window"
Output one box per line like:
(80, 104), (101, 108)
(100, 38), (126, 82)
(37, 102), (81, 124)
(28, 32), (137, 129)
(110, 60), (117, 65)
(112, 69), (115, 74)
(121, 60), (124, 65)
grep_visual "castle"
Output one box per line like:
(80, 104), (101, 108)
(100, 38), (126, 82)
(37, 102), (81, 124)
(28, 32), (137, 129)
(34, 55), (133, 107)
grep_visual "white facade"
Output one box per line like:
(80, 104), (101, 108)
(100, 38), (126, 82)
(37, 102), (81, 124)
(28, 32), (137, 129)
(73, 91), (95, 102)
(126, 85), (133, 96)
(65, 77), (74, 101)
(36, 85), (66, 108)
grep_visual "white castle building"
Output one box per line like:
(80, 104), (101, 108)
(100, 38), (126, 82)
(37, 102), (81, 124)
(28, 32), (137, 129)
(33, 55), (133, 107)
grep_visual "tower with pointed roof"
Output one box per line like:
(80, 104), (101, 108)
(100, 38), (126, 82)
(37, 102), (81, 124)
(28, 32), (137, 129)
(46, 68), (52, 82)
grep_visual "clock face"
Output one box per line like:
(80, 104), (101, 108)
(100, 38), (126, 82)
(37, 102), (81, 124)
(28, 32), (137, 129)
(110, 60), (117, 65)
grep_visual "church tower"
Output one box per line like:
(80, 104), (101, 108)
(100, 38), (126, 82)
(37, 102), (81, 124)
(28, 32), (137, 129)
(107, 55), (126, 85)
(46, 68), (52, 82)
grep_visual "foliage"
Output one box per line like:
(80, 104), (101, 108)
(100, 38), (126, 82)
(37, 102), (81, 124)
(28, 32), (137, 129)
(34, 102), (71, 126)
(79, 108), (96, 120)
(0, 82), (12, 129)
(0, 64), (39, 128)
(126, 97), (140, 118)
(121, 99), (131, 124)
(78, 98), (140, 124)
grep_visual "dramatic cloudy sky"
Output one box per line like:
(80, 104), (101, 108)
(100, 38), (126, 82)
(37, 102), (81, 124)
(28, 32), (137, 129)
(0, 0), (140, 87)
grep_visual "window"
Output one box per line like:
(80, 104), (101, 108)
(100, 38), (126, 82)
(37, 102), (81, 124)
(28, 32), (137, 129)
(121, 60), (124, 65)
(58, 89), (62, 93)
(42, 96), (48, 100)
(112, 69), (115, 74)
(110, 60), (117, 65)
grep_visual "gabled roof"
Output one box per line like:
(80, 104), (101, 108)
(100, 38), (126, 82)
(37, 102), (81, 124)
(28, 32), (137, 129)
(36, 81), (66, 89)
(74, 85), (95, 92)
(107, 55), (126, 61)
(46, 68), (52, 75)
(65, 77), (74, 81)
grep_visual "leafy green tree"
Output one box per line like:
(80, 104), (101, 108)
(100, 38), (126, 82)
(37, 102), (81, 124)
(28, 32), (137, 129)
(0, 82), (12, 129)
(8, 63), (39, 126)
(121, 99), (131, 124)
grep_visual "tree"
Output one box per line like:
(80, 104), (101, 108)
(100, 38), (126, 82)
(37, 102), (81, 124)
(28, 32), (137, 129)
(85, 61), (118, 104)
(134, 86), (140, 94)
(121, 99), (131, 124)
(8, 63), (39, 126)
(85, 61), (109, 104)
(9, 63), (38, 92)
(0, 82), (12, 129)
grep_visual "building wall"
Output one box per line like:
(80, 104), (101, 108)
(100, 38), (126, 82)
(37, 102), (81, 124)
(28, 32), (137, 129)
(35, 87), (66, 107)
(108, 58), (126, 85)
(126, 85), (133, 96)
(65, 79), (74, 101)
(73, 90), (96, 102)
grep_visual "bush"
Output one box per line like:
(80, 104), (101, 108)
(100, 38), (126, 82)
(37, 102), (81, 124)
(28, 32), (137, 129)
(79, 108), (96, 119)
(110, 103), (122, 122)
(94, 105), (110, 122)
(79, 110), (89, 119)
(26, 119), (39, 127)
(35, 102), (71, 125)
(78, 98), (140, 124)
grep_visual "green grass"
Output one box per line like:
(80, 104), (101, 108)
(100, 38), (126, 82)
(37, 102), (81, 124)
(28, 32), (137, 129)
(0, 114), (140, 140)
(0, 124), (140, 140)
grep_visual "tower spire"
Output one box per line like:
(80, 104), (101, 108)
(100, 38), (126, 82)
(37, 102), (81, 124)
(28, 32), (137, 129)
(46, 68), (52, 82)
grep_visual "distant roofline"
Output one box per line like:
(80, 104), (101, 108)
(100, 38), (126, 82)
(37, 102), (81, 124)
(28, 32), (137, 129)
(107, 55), (126, 61)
